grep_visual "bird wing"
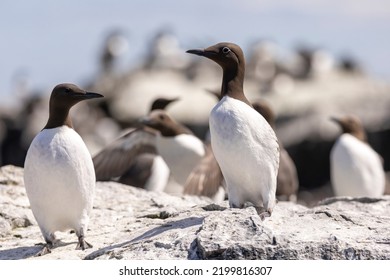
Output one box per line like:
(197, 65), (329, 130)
(276, 148), (299, 197)
(93, 127), (157, 181)
(183, 144), (224, 197)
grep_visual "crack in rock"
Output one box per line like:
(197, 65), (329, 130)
(137, 211), (175, 219)
(319, 197), (385, 205)
(315, 210), (333, 218)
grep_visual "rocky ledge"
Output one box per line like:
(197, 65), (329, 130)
(0, 165), (389, 260)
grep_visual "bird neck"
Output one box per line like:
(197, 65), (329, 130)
(350, 130), (367, 142)
(44, 106), (73, 130)
(221, 65), (251, 106)
(156, 122), (193, 137)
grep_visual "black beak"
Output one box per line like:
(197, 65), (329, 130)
(84, 92), (104, 99)
(169, 97), (180, 103)
(137, 116), (154, 126)
(187, 48), (219, 62)
(186, 49), (205, 56)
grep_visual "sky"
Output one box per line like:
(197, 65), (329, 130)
(1, 0), (390, 104)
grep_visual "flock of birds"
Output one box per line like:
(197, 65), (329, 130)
(10, 40), (387, 256)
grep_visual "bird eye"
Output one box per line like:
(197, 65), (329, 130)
(222, 47), (231, 54)
(65, 88), (71, 93)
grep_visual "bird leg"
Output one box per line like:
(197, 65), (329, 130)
(254, 206), (272, 221)
(75, 233), (93, 250)
(35, 241), (53, 257)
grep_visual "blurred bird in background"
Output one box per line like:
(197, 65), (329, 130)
(330, 115), (385, 197)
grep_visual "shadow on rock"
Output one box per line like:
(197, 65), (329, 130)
(0, 240), (80, 260)
(0, 246), (42, 260)
(84, 216), (204, 260)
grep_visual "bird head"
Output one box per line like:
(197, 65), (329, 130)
(186, 42), (244, 72)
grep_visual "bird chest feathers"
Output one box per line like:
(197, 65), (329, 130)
(331, 133), (385, 197)
(156, 133), (205, 184)
(24, 126), (95, 202)
(210, 96), (279, 160)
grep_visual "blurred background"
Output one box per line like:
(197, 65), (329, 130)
(1, 0), (389, 205)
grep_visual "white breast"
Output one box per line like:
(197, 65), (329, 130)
(209, 96), (279, 210)
(330, 134), (385, 197)
(24, 126), (95, 234)
(144, 155), (170, 192)
(156, 134), (205, 186)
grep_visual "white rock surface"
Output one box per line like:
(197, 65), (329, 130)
(0, 165), (389, 260)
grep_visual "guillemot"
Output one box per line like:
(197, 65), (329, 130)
(187, 42), (280, 219)
(330, 115), (385, 197)
(139, 110), (206, 192)
(201, 91), (298, 202)
(104, 97), (178, 190)
(24, 83), (103, 256)
(93, 126), (160, 187)
(93, 109), (205, 194)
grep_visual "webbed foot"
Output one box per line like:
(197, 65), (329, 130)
(35, 242), (53, 257)
(75, 235), (93, 250)
(254, 206), (272, 221)
(258, 211), (271, 221)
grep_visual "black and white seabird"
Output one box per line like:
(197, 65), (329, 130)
(24, 83), (103, 256)
(149, 97), (179, 111)
(139, 110), (205, 190)
(93, 126), (163, 188)
(93, 97), (178, 191)
(187, 42), (280, 219)
(115, 97), (178, 190)
(252, 100), (299, 202)
(93, 109), (205, 194)
(330, 115), (385, 197)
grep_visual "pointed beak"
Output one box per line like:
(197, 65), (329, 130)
(137, 116), (154, 126)
(84, 91), (104, 99)
(187, 48), (219, 62)
(163, 97), (179, 108)
(170, 97), (180, 102)
(186, 49), (206, 56)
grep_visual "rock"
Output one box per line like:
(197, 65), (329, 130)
(0, 166), (34, 239)
(0, 165), (24, 186)
(0, 165), (389, 260)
